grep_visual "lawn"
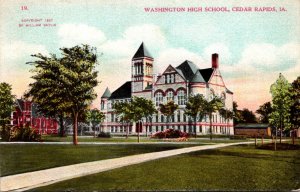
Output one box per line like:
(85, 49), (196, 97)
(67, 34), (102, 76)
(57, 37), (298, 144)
(40, 135), (249, 143)
(31, 144), (300, 191)
(0, 143), (200, 176)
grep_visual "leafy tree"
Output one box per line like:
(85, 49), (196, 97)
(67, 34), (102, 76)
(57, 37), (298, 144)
(203, 96), (223, 140)
(185, 94), (207, 138)
(25, 54), (71, 137)
(290, 76), (300, 144)
(86, 108), (105, 137)
(113, 97), (156, 142)
(159, 100), (178, 130)
(256, 102), (272, 123)
(219, 108), (234, 134)
(27, 45), (99, 145)
(233, 101), (242, 125)
(113, 101), (133, 138)
(131, 97), (156, 141)
(0, 82), (15, 127)
(240, 108), (257, 123)
(269, 73), (293, 148)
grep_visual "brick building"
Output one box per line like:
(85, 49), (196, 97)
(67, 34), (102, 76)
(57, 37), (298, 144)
(100, 43), (234, 135)
(11, 99), (58, 134)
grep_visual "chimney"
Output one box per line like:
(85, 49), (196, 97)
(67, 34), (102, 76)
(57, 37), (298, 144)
(212, 53), (219, 68)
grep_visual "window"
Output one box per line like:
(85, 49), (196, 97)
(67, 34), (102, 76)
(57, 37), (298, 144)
(166, 91), (174, 101)
(177, 90), (186, 105)
(155, 92), (163, 106)
(170, 74), (175, 83)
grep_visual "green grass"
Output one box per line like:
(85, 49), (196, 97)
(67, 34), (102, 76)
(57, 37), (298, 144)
(31, 144), (300, 191)
(0, 144), (200, 176)
(40, 135), (248, 143)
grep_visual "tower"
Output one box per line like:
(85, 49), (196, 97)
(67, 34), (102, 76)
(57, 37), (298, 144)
(131, 42), (154, 94)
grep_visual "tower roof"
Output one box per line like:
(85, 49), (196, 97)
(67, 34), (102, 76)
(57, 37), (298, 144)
(132, 42), (153, 59)
(101, 87), (111, 98)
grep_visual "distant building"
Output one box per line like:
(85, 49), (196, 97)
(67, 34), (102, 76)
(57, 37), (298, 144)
(234, 124), (271, 137)
(11, 99), (58, 134)
(100, 43), (234, 135)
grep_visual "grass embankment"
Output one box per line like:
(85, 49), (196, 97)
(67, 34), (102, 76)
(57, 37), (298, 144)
(32, 143), (300, 191)
(0, 144), (200, 176)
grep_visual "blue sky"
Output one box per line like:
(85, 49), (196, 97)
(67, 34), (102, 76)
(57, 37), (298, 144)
(0, 0), (299, 111)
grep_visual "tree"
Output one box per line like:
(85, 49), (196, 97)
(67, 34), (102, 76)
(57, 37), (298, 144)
(159, 100), (178, 130)
(113, 97), (156, 142)
(185, 94), (207, 138)
(25, 53), (71, 137)
(290, 76), (300, 144)
(113, 101), (133, 139)
(269, 73), (293, 149)
(233, 101), (242, 125)
(131, 97), (156, 141)
(240, 108), (257, 123)
(219, 108), (234, 135)
(256, 102), (272, 123)
(204, 96), (223, 140)
(86, 108), (105, 137)
(27, 45), (99, 145)
(0, 82), (15, 127)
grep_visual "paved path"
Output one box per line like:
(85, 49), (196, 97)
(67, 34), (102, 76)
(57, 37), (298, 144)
(0, 141), (253, 192)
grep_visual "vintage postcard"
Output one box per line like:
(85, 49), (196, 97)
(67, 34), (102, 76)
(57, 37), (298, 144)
(0, 0), (299, 191)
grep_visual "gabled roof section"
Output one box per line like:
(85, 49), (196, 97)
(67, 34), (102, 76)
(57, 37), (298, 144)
(101, 87), (111, 98)
(226, 88), (233, 94)
(16, 99), (24, 111)
(199, 68), (214, 82)
(132, 42), (153, 59)
(175, 60), (199, 81)
(110, 81), (132, 99)
(191, 70), (205, 83)
(163, 65), (177, 74)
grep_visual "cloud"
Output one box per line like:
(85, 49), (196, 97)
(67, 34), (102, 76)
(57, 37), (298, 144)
(0, 41), (49, 97)
(100, 24), (167, 58)
(58, 23), (106, 47)
(156, 48), (205, 73)
(203, 43), (232, 64)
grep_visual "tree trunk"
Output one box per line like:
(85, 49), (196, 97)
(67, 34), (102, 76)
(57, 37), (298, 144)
(59, 114), (64, 137)
(137, 122), (140, 143)
(274, 126), (277, 151)
(73, 112), (78, 145)
(194, 116), (197, 138)
(126, 122), (129, 139)
(292, 128), (295, 145)
(210, 114), (213, 141)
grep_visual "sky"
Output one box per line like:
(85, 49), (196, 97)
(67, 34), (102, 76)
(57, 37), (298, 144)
(0, 0), (299, 112)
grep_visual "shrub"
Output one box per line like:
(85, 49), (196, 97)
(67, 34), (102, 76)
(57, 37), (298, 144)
(0, 125), (41, 142)
(151, 128), (189, 139)
(98, 132), (111, 138)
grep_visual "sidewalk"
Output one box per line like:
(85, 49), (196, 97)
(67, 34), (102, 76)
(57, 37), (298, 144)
(0, 141), (253, 192)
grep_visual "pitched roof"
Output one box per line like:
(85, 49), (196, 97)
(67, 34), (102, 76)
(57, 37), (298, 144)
(235, 124), (269, 129)
(226, 88), (233, 94)
(132, 42), (153, 59)
(16, 99), (24, 111)
(176, 60), (199, 81)
(191, 70), (205, 83)
(109, 81), (132, 99)
(199, 68), (214, 82)
(101, 87), (111, 98)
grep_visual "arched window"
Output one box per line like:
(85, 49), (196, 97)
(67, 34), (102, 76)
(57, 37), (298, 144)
(177, 90), (186, 105)
(155, 92), (163, 106)
(166, 91), (174, 101)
